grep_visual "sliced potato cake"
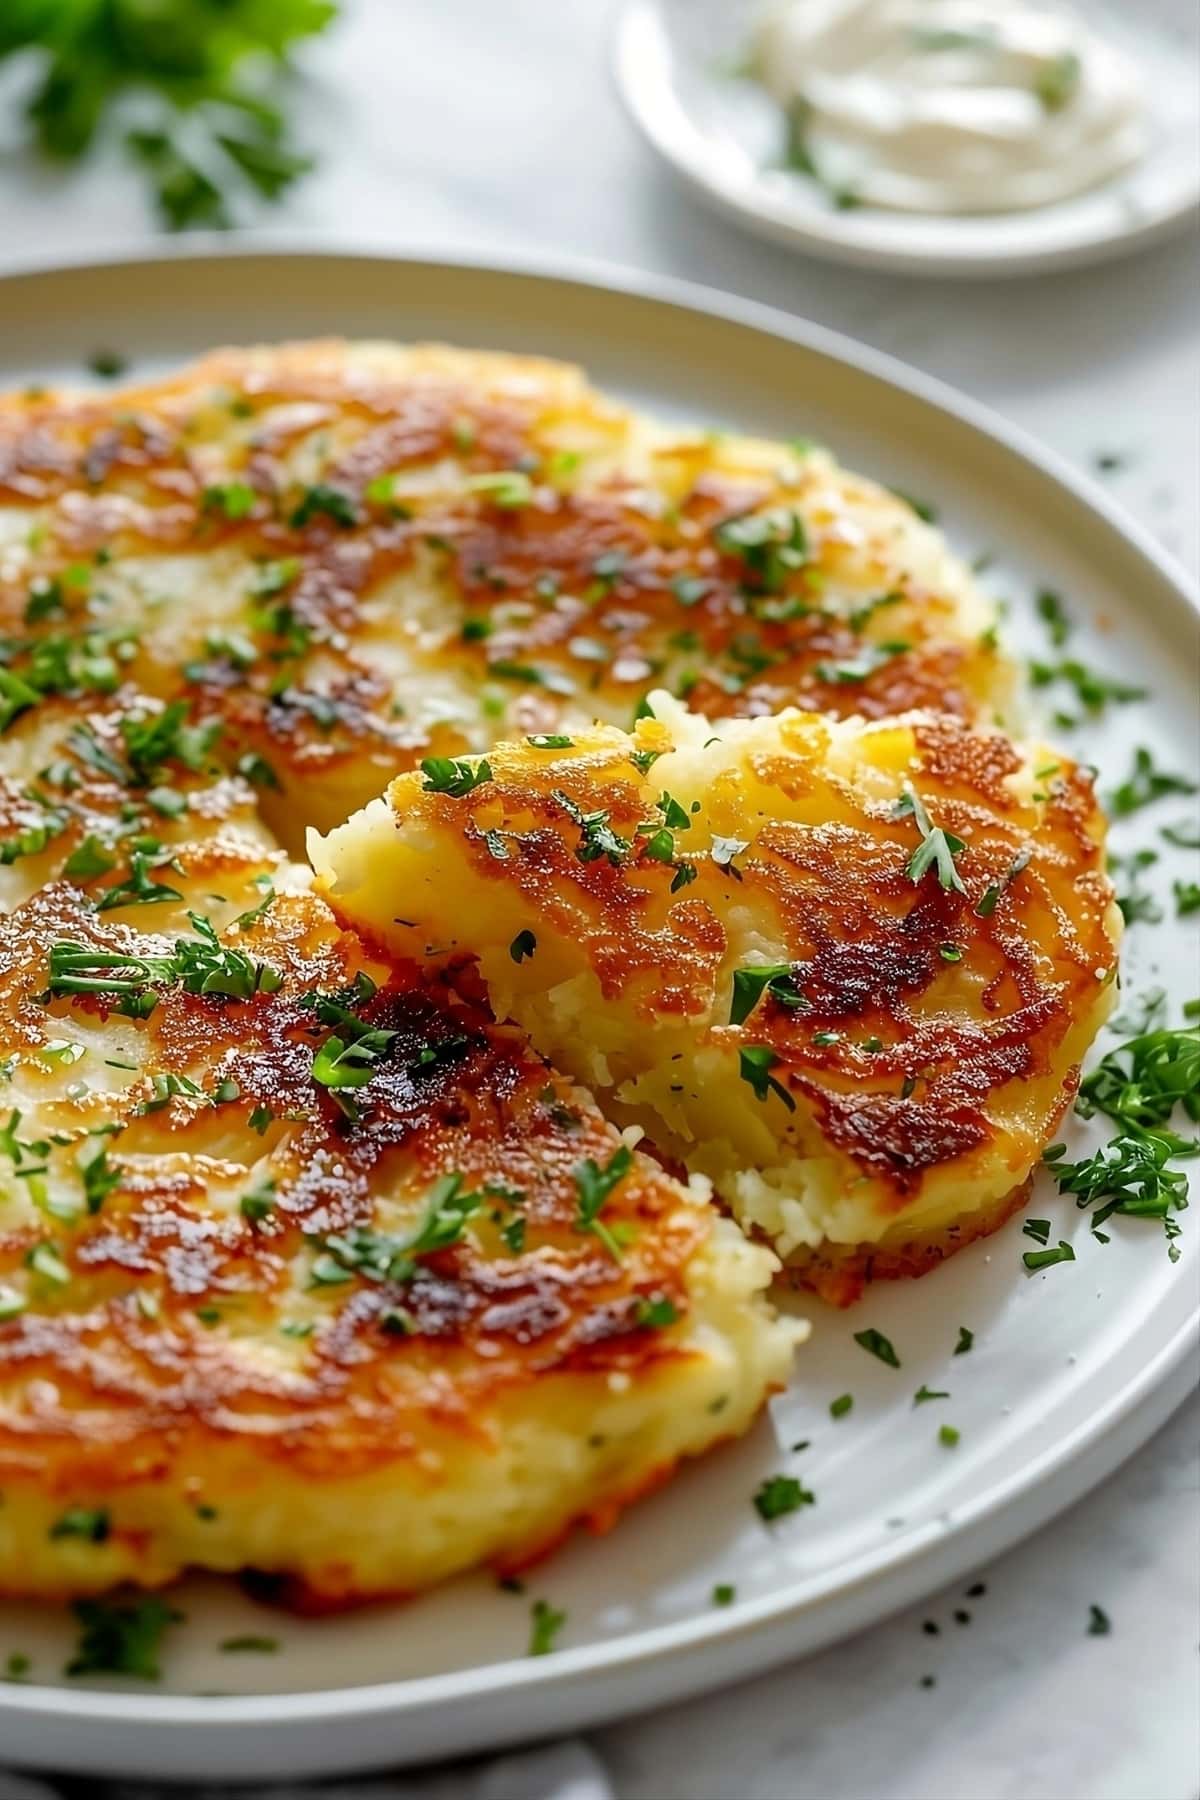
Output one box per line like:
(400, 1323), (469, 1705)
(0, 844), (799, 1603)
(1, 341), (1013, 849)
(314, 697), (1121, 1304)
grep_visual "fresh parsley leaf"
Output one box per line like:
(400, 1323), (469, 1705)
(555, 789), (631, 867)
(290, 484), (357, 529)
(829, 1393), (853, 1418)
(573, 1144), (632, 1259)
(528, 1598), (566, 1655)
(50, 1507), (110, 1543)
(738, 1046), (796, 1111)
(853, 1328), (900, 1368)
(1108, 749), (1197, 819)
(67, 1595), (181, 1680)
(896, 786), (966, 893)
(1076, 1026), (1200, 1130)
(714, 507), (807, 595)
(753, 1474), (815, 1521)
(420, 755), (492, 798)
(1035, 588), (1072, 647)
(729, 963), (809, 1026)
(1022, 1239), (1076, 1271)
(953, 1326), (974, 1355)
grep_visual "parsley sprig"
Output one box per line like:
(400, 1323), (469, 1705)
(310, 1173), (482, 1288)
(0, 1), (337, 232)
(895, 786), (966, 893)
(47, 913), (282, 1017)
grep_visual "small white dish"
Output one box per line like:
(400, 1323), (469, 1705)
(613, 0), (1200, 276)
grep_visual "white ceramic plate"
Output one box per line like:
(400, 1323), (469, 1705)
(613, 0), (1200, 276)
(0, 246), (1197, 1780)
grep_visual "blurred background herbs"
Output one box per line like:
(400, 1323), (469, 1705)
(0, 0), (337, 229)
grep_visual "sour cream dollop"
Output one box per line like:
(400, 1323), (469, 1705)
(755, 0), (1145, 213)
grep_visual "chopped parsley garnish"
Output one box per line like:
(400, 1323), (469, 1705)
(714, 506), (807, 595)
(1161, 819), (1200, 850)
(93, 852), (184, 913)
(737, 1046), (796, 1111)
(1108, 748), (1197, 818)
(1046, 1135), (1190, 1244)
(729, 963), (809, 1026)
(975, 846), (1032, 917)
(66, 1595), (181, 1680)
(51, 1507), (110, 1543)
(573, 1144), (632, 1260)
(1028, 659), (1146, 712)
(712, 1583), (736, 1606)
(420, 755), (493, 798)
(309, 996), (398, 1107)
(1022, 1218), (1051, 1244)
(87, 349), (126, 379)
(78, 1137), (120, 1213)
(526, 734), (574, 749)
(1022, 1238), (1076, 1272)
(1087, 1604), (1111, 1636)
(202, 481), (256, 521)
(1035, 588), (1072, 647)
(509, 929), (537, 963)
(47, 913), (281, 1015)
(468, 470), (533, 509)
(1175, 881), (1200, 917)
(829, 1393), (853, 1418)
(753, 1474), (815, 1521)
(1076, 1026), (1199, 1131)
(219, 1635), (278, 1654)
(815, 641), (909, 685)
(528, 1598), (566, 1656)
(853, 1328), (900, 1368)
(846, 590), (903, 632)
(555, 789), (631, 867)
(120, 702), (220, 787)
(1035, 49), (1081, 112)
(629, 747), (664, 777)
(239, 1180), (277, 1225)
(63, 836), (117, 880)
(938, 1424), (961, 1448)
(895, 786), (966, 893)
(913, 1385), (949, 1406)
(633, 1294), (679, 1329)
(0, 667), (41, 733)
(290, 484), (358, 529)
(312, 1173), (481, 1288)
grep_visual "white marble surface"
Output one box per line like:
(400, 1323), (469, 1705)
(0, 4), (1197, 1796)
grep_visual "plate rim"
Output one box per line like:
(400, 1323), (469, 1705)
(611, 0), (1200, 278)
(0, 238), (1196, 1752)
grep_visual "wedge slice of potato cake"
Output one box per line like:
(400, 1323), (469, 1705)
(315, 696), (1120, 1304)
